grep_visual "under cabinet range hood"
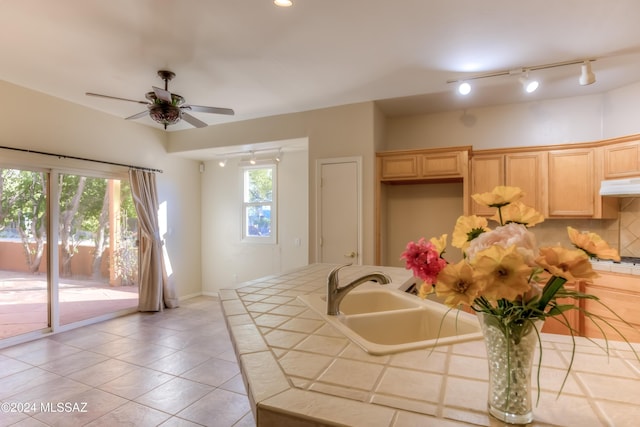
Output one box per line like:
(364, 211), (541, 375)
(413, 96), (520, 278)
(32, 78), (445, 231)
(600, 178), (640, 197)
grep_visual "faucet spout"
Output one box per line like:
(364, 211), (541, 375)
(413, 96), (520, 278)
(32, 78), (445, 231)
(326, 264), (392, 315)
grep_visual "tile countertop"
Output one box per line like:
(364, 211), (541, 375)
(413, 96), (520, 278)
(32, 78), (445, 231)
(219, 264), (640, 427)
(590, 259), (640, 276)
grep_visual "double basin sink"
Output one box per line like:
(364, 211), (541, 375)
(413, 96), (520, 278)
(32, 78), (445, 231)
(298, 286), (482, 355)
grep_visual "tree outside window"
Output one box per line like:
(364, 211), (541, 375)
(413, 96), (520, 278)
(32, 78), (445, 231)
(242, 165), (276, 243)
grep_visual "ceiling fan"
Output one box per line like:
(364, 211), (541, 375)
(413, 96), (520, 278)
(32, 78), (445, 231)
(86, 70), (234, 129)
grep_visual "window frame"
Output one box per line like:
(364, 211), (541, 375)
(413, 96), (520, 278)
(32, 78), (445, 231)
(240, 163), (277, 244)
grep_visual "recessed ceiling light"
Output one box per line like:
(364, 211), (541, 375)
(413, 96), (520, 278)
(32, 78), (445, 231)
(274, 0), (293, 7)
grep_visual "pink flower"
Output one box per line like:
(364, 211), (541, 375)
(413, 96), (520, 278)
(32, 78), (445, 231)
(400, 238), (447, 284)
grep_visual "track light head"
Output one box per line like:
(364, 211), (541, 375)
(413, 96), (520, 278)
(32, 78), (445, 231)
(579, 61), (596, 86)
(458, 81), (471, 95)
(519, 76), (539, 93)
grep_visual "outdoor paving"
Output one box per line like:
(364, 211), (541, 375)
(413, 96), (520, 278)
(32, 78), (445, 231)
(0, 270), (138, 339)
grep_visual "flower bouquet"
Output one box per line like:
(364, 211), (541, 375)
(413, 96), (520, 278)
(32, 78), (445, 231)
(400, 185), (637, 423)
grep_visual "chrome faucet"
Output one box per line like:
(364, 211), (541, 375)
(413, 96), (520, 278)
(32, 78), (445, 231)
(326, 264), (392, 315)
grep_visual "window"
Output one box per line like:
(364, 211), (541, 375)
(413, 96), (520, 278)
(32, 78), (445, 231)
(242, 164), (276, 243)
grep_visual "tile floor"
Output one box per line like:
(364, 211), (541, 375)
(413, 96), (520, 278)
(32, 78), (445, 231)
(0, 296), (255, 427)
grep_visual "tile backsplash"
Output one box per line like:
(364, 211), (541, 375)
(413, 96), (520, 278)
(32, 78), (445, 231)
(531, 197), (640, 258)
(619, 197), (640, 257)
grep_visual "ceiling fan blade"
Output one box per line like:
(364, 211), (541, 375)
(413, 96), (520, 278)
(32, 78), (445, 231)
(125, 110), (150, 120)
(86, 92), (148, 105)
(186, 104), (235, 115)
(182, 112), (208, 128)
(152, 86), (173, 103)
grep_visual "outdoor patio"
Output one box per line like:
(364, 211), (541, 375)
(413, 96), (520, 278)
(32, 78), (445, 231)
(0, 270), (139, 339)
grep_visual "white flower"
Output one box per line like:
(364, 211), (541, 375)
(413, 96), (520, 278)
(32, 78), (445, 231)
(466, 223), (538, 266)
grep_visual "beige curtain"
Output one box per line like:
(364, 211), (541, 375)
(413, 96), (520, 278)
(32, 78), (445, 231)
(129, 169), (179, 311)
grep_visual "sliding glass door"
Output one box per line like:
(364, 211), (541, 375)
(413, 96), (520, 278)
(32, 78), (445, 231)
(0, 167), (138, 342)
(57, 173), (139, 326)
(0, 168), (49, 339)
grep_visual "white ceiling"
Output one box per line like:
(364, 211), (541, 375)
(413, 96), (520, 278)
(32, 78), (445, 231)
(2, 0), (640, 132)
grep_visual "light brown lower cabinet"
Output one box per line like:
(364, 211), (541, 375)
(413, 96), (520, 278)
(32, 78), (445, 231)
(582, 272), (640, 343)
(541, 273), (640, 343)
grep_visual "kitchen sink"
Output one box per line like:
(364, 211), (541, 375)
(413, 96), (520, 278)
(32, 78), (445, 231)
(338, 288), (421, 314)
(298, 289), (482, 355)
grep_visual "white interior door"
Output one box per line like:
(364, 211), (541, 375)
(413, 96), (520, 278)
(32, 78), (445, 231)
(317, 158), (361, 264)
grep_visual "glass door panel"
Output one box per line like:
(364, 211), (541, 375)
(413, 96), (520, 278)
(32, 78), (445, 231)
(0, 168), (49, 339)
(58, 175), (138, 325)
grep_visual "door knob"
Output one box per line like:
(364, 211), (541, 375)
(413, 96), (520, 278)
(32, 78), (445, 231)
(344, 251), (357, 258)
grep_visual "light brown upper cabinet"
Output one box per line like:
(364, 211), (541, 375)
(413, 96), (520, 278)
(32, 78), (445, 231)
(378, 147), (469, 181)
(379, 154), (419, 180)
(547, 148), (617, 218)
(603, 139), (640, 179)
(470, 151), (547, 216)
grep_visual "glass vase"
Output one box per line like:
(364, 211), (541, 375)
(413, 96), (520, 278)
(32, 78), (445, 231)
(478, 312), (542, 424)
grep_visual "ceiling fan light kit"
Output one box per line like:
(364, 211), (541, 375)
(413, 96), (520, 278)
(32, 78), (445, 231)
(149, 104), (182, 126)
(86, 70), (234, 129)
(449, 58), (596, 97)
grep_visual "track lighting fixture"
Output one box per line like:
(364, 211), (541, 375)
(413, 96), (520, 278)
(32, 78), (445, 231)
(579, 61), (596, 86)
(447, 58), (596, 97)
(215, 147), (284, 167)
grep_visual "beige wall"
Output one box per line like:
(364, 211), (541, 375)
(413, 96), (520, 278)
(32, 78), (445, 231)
(384, 94), (608, 152)
(0, 81), (203, 299)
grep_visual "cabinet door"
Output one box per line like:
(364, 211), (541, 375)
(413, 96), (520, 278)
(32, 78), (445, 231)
(583, 275), (640, 343)
(380, 155), (418, 180)
(470, 155), (504, 216)
(603, 141), (640, 178)
(548, 149), (594, 217)
(420, 151), (465, 178)
(505, 152), (547, 215)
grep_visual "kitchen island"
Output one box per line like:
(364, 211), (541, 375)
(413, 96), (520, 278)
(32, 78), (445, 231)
(220, 264), (640, 426)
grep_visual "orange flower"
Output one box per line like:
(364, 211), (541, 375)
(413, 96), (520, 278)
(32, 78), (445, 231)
(536, 246), (599, 282)
(452, 215), (490, 250)
(435, 261), (482, 307)
(471, 186), (524, 208)
(470, 245), (532, 301)
(567, 226), (621, 261)
(492, 201), (544, 227)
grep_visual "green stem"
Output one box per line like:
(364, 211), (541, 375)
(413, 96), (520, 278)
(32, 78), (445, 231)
(537, 276), (567, 312)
